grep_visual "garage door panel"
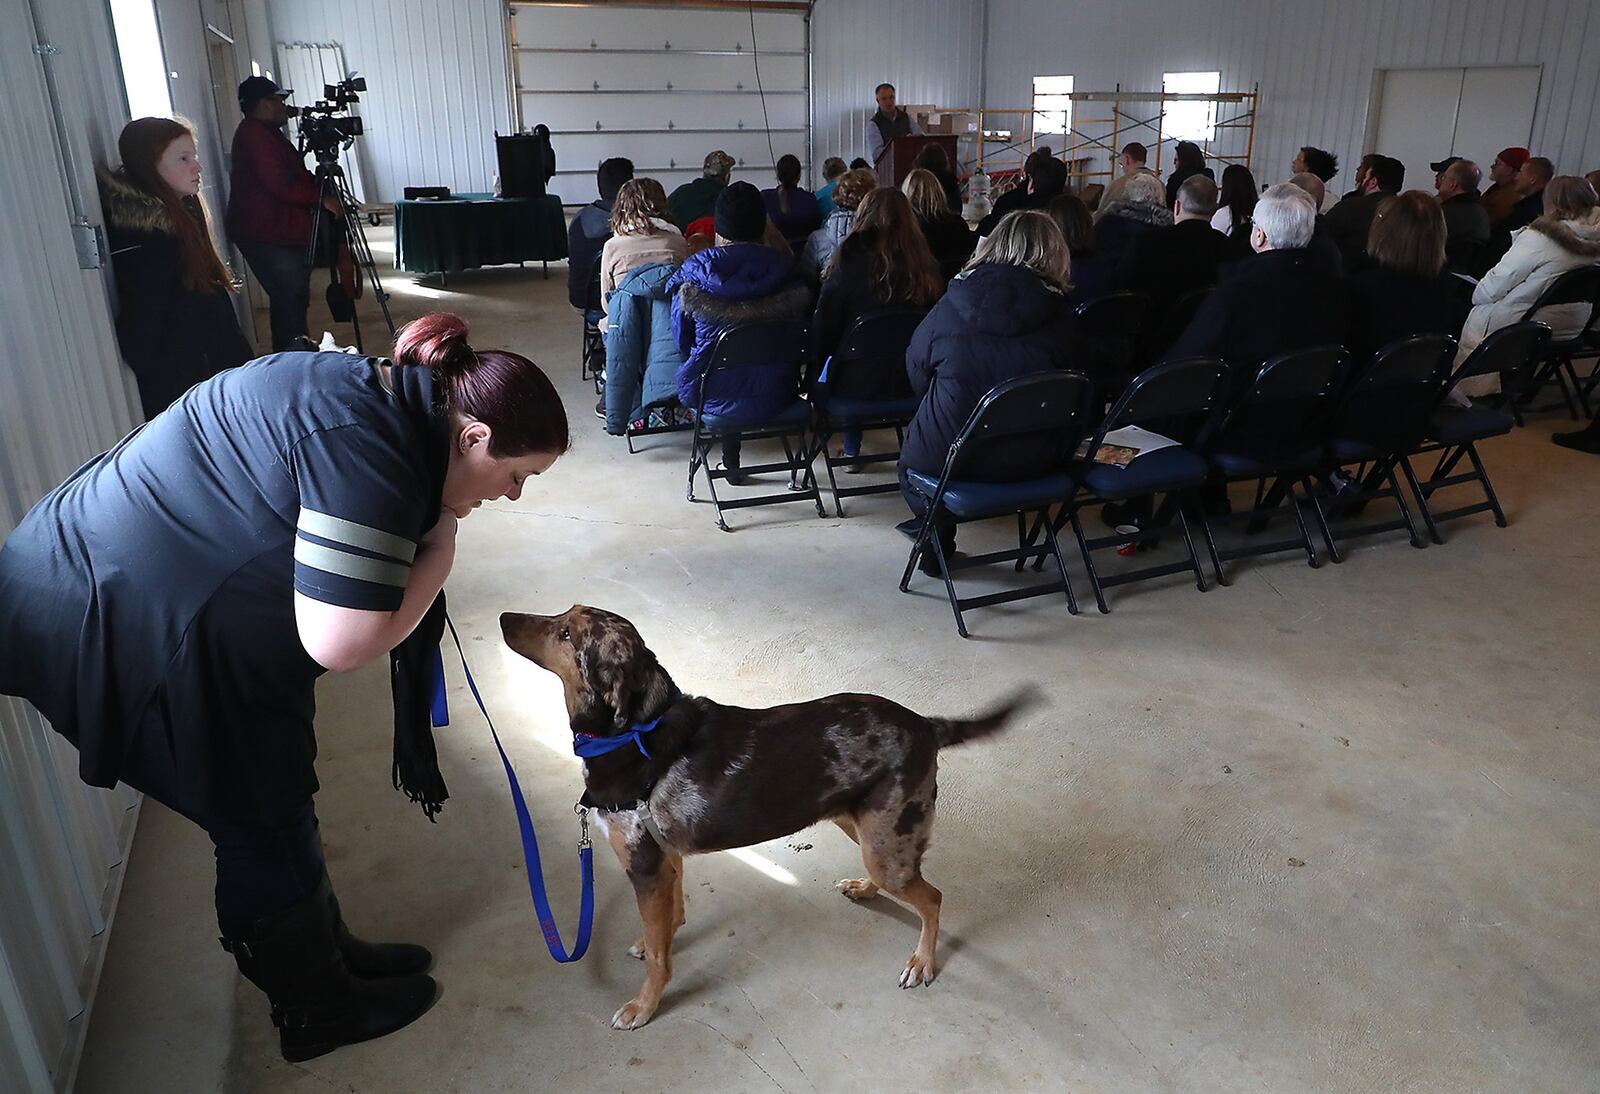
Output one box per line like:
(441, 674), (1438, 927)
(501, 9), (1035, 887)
(517, 51), (807, 91)
(552, 130), (801, 169)
(513, 5), (805, 52)
(521, 91), (805, 132)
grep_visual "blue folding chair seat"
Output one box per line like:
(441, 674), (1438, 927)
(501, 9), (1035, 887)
(1208, 445), (1324, 479)
(700, 400), (811, 433)
(1079, 447), (1209, 499)
(822, 395), (922, 422)
(1426, 405), (1515, 446)
(904, 469), (1078, 518)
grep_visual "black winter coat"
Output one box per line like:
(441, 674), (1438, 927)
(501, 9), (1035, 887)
(99, 168), (252, 419)
(1323, 190), (1393, 273)
(900, 263), (1084, 478)
(1162, 247), (1347, 394)
(1117, 218), (1232, 315)
(917, 212), (977, 282)
(1344, 266), (1470, 364)
(810, 243), (932, 392)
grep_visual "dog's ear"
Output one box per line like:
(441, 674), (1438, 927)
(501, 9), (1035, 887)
(575, 628), (664, 734)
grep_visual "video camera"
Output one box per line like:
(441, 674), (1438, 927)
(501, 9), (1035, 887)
(296, 75), (367, 159)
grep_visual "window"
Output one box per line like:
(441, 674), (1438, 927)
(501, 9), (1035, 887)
(1031, 74), (1074, 138)
(109, 0), (172, 118)
(1163, 70), (1220, 142)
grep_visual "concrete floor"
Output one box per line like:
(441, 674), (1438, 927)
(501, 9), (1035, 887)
(77, 232), (1600, 1093)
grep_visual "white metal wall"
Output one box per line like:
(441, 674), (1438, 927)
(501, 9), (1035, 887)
(809, 0), (986, 182)
(266, 0), (513, 202)
(1, 0), (145, 1089)
(983, 0), (1600, 191)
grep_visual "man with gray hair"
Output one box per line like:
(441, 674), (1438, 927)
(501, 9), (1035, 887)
(1118, 174), (1230, 313)
(1436, 159), (1491, 272)
(1163, 183), (1345, 390)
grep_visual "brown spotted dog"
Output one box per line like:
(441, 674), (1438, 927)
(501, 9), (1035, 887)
(500, 605), (1033, 1031)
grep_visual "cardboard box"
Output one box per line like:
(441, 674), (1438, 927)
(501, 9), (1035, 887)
(913, 108), (980, 136)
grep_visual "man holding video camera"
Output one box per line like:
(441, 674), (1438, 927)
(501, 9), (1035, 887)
(227, 76), (341, 351)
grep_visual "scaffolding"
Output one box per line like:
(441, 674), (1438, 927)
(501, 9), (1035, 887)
(939, 86), (1259, 197)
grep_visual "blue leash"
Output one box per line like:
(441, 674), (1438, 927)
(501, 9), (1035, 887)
(435, 614), (594, 963)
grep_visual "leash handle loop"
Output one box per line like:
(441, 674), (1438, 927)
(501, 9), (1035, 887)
(441, 613), (594, 963)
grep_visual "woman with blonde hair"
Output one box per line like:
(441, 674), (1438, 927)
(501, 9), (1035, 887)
(1345, 191), (1468, 362)
(599, 177), (689, 311)
(99, 116), (251, 418)
(896, 210), (1087, 569)
(801, 166), (876, 279)
(903, 167), (974, 280)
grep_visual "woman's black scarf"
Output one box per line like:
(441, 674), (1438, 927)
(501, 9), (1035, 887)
(387, 362), (452, 820)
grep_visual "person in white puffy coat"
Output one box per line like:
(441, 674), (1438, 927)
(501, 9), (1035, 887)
(1454, 176), (1600, 397)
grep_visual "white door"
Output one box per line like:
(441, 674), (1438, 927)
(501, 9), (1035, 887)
(1371, 66), (1541, 186)
(509, 2), (808, 205)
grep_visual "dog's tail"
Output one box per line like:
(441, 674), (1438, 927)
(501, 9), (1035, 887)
(926, 686), (1040, 749)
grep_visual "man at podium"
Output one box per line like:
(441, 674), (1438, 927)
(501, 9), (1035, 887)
(866, 82), (924, 166)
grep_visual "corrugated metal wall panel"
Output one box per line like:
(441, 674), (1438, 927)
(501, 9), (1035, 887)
(984, 0), (1600, 189)
(0, 0), (146, 1089)
(267, 0), (513, 202)
(809, 0), (985, 183)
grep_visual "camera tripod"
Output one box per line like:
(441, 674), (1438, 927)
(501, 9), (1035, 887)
(305, 154), (393, 352)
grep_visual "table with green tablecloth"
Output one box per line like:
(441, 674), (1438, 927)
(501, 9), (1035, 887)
(392, 192), (567, 280)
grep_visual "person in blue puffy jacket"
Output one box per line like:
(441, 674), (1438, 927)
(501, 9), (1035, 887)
(669, 182), (812, 477)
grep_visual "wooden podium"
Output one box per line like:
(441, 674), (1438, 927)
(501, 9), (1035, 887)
(874, 134), (958, 188)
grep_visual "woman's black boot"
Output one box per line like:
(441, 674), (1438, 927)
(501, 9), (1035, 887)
(325, 876), (433, 978)
(221, 881), (438, 1062)
(1552, 418), (1600, 454)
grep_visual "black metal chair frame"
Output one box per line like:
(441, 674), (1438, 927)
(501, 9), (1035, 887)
(686, 321), (825, 532)
(1513, 266), (1600, 420)
(899, 372), (1096, 638)
(624, 397), (694, 453)
(580, 253), (606, 389)
(809, 309), (928, 517)
(1405, 322), (1551, 541)
(1312, 334), (1457, 559)
(1041, 357), (1231, 613)
(1199, 347), (1349, 585)
(1145, 285), (1214, 362)
(1075, 291), (1155, 397)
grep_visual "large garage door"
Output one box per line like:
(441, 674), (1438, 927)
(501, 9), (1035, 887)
(509, 1), (809, 205)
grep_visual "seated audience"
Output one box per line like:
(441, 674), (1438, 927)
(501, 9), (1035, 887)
(1164, 141), (1215, 208)
(567, 156), (633, 309)
(1118, 174), (1230, 315)
(1323, 154), (1404, 271)
(812, 187), (944, 460)
(1345, 191), (1469, 363)
(1341, 153), (1380, 201)
(849, 157), (871, 170)
(1211, 164), (1259, 239)
(669, 183), (812, 479)
(1503, 156), (1554, 231)
(1044, 193), (1113, 305)
(904, 167), (976, 281)
(1440, 158), (1497, 259)
(1455, 176), (1600, 399)
(815, 156), (848, 216)
(1480, 147), (1529, 226)
(1163, 183), (1346, 392)
(1094, 142), (1158, 222)
(898, 210), (1085, 568)
(1288, 172), (1348, 275)
(801, 167), (876, 281)
(763, 154), (824, 251)
(602, 256), (687, 436)
(668, 150), (734, 227)
(977, 150), (1067, 235)
(1292, 146), (1341, 210)
(1094, 172), (1173, 266)
(913, 142), (964, 214)
(600, 178), (689, 313)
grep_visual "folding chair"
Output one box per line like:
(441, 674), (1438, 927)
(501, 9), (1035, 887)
(1514, 266), (1600, 420)
(687, 320), (825, 531)
(810, 309), (928, 516)
(1199, 346), (1348, 584)
(1052, 357), (1230, 613)
(579, 253), (605, 388)
(1075, 291), (1154, 397)
(1407, 322), (1551, 541)
(1144, 285), (1213, 361)
(1317, 334), (1457, 558)
(900, 371), (1095, 638)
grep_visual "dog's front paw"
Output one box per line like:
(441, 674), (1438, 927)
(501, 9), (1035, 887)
(627, 939), (646, 960)
(835, 878), (880, 901)
(611, 998), (657, 1030)
(898, 952), (936, 989)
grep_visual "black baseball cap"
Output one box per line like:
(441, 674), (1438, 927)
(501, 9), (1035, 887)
(1429, 155), (1463, 173)
(237, 75), (291, 110)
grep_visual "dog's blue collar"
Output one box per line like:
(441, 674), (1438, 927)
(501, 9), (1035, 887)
(572, 689), (684, 761)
